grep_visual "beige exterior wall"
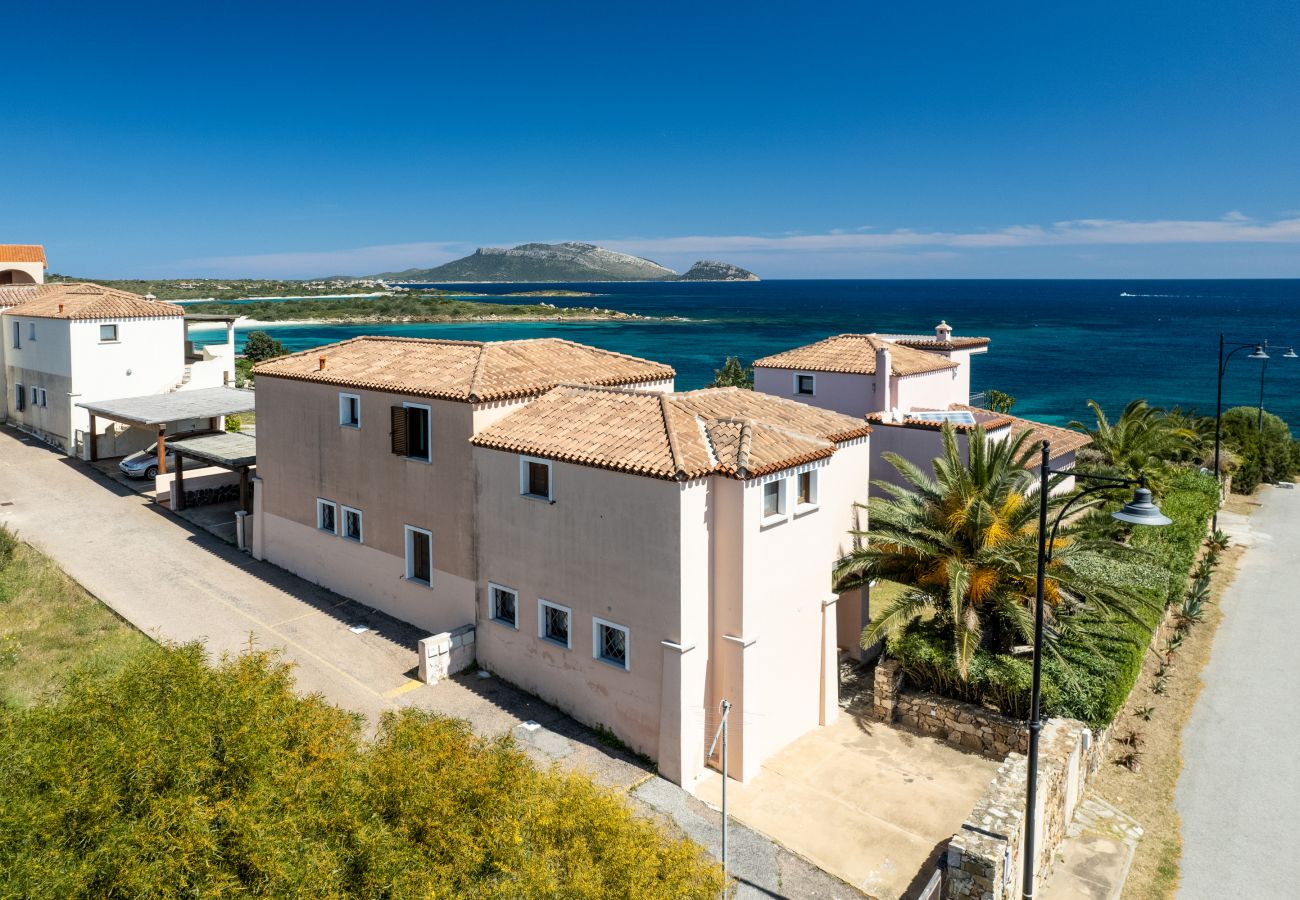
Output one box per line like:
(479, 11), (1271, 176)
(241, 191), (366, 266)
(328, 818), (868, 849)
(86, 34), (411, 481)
(255, 377), (480, 632)
(472, 449), (690, 771)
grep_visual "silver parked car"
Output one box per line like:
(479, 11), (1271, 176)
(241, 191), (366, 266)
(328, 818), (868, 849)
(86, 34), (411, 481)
(118, 432), (216, 479)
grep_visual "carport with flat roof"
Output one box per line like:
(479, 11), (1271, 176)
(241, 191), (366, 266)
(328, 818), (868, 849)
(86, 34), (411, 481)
(168, 430), (257, 513)
(76, 386), (255, 474)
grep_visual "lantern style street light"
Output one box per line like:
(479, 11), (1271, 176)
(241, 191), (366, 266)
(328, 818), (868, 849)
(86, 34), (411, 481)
(1022, 440), (1171, 900)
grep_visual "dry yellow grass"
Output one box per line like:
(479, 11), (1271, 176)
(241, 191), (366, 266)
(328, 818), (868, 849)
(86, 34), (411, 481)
(0, 534), (150, 708)
(1091, 514), (1249, 900)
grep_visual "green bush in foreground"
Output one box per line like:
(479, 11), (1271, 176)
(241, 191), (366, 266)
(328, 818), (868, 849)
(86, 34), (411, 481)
(0, 644), (724, 899)
(1219, 406), (1299, 493)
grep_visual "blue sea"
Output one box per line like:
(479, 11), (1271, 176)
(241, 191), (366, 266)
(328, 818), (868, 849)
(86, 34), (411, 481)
(196, 280), (1300, 430)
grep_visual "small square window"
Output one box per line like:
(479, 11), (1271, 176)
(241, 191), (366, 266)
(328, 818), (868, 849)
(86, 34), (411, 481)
(593, 618), (629, 670)
(538, 599), (571, 648)
(490, 583), (518, 628)
(762, 479), (786, 520)
(521, 457), (552, 501)
(405, 526), (433, 585)
(796, 470), (818, 509)
(795, 373), (815, 395)
(341, 506), (363, 543)
(316, 499), (337, 534)
(99, 324), (118, 342)
(339, 393), (360, 428)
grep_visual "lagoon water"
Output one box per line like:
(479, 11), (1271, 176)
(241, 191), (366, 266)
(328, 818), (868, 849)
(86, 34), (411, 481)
(199, 279), (1300, 428)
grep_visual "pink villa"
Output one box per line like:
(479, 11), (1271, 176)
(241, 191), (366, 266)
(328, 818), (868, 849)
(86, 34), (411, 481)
(250, 336), (873, 786)
(754, 322), (1088, 493)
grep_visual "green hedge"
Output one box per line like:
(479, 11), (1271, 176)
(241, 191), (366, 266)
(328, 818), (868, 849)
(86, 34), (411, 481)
(889, 470), (1217, 728)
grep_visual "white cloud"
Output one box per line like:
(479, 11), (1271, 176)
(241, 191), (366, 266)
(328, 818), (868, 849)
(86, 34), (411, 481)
(597, 212), (1300, 256)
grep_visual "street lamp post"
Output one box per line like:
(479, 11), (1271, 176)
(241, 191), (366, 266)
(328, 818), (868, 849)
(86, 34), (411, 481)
(1257, 346), (1299, 434)
(1022, 440), (1171, 900)
(1211, 336), (1269, 532)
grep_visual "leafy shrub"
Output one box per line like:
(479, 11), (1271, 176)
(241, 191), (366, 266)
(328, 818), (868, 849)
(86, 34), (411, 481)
(887, 472), (1217, 728)
(0, 526), (17, 570)
(1220, 406), (1299, 493)
(0, 644), (724, 898)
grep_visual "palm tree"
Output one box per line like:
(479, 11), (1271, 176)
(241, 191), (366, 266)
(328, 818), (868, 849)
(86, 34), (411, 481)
(1069, 399), (1199, 481)
(835, 424), (1148, 678)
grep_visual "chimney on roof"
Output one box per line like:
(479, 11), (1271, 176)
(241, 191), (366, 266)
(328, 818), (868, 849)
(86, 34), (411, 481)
(318, 355), (327, 371)
(58, 303), (64, 314)
(873, 343), (892, 413)
(936, 320), (953, 342)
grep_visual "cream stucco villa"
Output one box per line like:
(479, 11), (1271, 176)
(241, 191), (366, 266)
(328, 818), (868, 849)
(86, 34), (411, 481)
(754, 322), (1087, 492)
(1, 281), (237, 457)
(250, 336), (873, 786)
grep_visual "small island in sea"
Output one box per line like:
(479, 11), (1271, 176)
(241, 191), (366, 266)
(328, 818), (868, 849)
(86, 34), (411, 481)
(378, 241), (759, 283)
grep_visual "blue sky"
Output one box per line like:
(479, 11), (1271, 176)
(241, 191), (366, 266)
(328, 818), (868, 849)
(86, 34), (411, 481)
(8, 1), (1299, 278)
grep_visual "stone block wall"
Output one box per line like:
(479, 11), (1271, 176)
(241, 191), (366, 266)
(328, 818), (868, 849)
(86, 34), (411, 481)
(944, 719), (1092, 900)
(873, 658), (1027, 759)
(418, 624), (476, 684)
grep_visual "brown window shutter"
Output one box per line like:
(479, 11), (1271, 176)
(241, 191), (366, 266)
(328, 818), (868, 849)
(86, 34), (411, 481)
(390, 406), (408, 456)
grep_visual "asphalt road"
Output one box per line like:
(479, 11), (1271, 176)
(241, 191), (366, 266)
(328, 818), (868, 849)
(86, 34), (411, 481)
(1176, 487), (1299, 899)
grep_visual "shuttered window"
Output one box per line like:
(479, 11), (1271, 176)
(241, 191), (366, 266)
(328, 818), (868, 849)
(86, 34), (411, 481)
(390, 406), (408, 456)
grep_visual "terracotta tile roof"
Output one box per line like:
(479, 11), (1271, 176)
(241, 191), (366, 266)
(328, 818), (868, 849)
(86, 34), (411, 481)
(252, 336), (675, 403)
(888, 336), (990, 350)
(673, 385), (873, 444)
(471, 385), (869, 481)
(753, 334), (958, 377)
(948, 405), (1091, 460)
(2, 282), (183, 320)
(0, 285), (42, 309)
(0, 245), (46, 264)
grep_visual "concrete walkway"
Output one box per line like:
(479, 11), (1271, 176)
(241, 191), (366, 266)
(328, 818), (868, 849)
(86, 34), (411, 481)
(0, 426), (860, 898)
(1176, 486), (1299, 899)
(1040, 798), (1143, 900)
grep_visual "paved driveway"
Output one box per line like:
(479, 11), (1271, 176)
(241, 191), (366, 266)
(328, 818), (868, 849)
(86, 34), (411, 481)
(0, 426), (861, 898)
(1176, 487), (1300, 899)
(695, 704), (999, 899)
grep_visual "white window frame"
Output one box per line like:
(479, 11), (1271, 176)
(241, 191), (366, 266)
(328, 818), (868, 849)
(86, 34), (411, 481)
(488, 582), (519, 629)
(402, 401), (432, 462)
(592, 617), (630, 671)
(316, 498), (338, 534)
(30, 386), (39, 407)
(341, 505), (363, 543)
(27, 322), (36, 341)
(519, 455), (553, 501)
(338, 392), (361, 428)
(537, 598), (572, 649)
(99, 323), (119, 343)
(794, 469), (819, 514)
(794, 372), (816, 396)
(37, 388), (47, 408)
(760, 477), (787, 526)
(404, 525), (434, 586)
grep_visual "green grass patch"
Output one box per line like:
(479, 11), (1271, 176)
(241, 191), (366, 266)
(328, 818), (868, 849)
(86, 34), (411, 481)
(0, 527), (150, 709)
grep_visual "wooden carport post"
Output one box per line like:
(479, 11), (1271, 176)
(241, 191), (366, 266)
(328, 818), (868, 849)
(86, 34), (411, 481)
(157, 426), (167, 475)
(89, 414), (98, 461)
(174, 454), (185, 510)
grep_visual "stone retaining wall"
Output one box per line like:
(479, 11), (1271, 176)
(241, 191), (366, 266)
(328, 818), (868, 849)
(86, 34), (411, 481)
(944, 719), (1095, 900)
(873, 659), (1027, 760)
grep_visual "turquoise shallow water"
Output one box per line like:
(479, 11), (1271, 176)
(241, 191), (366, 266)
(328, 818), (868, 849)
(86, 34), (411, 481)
(194, 279), (1300, 429)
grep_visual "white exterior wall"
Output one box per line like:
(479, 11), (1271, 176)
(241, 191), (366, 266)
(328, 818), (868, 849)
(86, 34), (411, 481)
(753, 367), (879, 416)
(2, 315), (73, 445)
(893, 367), (965, 413)
(69, 318), (187, 457)
(0, 262), (43, 284)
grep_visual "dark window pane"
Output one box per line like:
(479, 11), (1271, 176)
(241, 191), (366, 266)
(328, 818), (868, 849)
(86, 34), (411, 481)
(528, 461), (550, 497)
(599, 625), (626, 666)
(407, 407), (430, 460)
(493, 588), (516, 625)
(412, 531), (431, 582)
(544, 605), (568, 644)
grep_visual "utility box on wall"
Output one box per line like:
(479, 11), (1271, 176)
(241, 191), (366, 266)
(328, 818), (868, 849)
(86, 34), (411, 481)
(417, 625), (476, 684)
